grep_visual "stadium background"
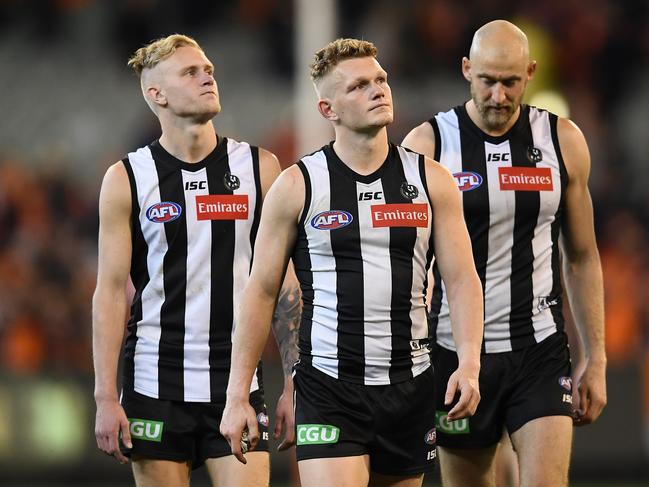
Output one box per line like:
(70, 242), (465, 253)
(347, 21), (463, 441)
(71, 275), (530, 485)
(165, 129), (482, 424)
(0, 0), (647, 485)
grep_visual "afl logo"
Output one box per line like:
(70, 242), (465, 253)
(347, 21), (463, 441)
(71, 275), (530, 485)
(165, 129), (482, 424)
(424, 428), (437, 445)
(311, 210), (353, 230)
(559, 376), (572, 391)
(453, 171), (483, 191)
(146, 201), (182, 223)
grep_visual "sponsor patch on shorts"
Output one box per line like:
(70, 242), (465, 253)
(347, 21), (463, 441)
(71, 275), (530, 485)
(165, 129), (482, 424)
(297, 424), (340, 445)
(128, 418), (164, 442)
(435, 411), (470, 435)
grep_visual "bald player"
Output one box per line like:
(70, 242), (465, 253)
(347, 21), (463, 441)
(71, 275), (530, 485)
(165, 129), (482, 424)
(403, 20), (606, 487)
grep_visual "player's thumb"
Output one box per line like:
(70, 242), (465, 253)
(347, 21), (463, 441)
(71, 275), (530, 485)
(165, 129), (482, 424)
(121, 417), (133, 449)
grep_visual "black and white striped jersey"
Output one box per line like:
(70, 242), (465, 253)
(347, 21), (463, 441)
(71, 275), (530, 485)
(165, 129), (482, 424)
(429, 104), (567, 353)
(121, 136), (263, 402)
(293, 142), (434, 386)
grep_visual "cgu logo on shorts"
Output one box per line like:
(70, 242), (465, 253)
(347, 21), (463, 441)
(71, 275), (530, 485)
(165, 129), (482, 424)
(128, 418), (164, 442)
(146, 202), (182, 223)
(499, 167), (553, 191)
(371, 203), (428, 228)
(196, 194), (249, 220)
(453, 172), (483, 191)
(435, 411), (470, 435)
(296, 424), (340, 445)
(311, 210), (353, 230)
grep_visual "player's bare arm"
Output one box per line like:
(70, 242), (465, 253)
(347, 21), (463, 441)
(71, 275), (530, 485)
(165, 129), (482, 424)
(92, 161), (134, 464)
(220, 166), (304, 463)
(270, 263), (301, 451)
(557, 117), (607, 426)
(424, 157), (483, 421)
(401, 121), (437, 159)
(258, 148), (301, 451)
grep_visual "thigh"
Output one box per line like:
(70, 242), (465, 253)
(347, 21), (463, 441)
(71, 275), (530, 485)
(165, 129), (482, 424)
(122, 389), (195, 463)
(370, 366), (437, 477)
(195, 390), (270, 467)
(510, 416), (572, 487)
(299, 455), (371, 487)
(505, 332), (573, 434)
(205, 451), (269, 487)
(369, 471), (424, 487)
(437, 445), (498, 487)
(431, 345), (505, 448)
(294, 364), (371, 461)
(132, 458), (191, 487)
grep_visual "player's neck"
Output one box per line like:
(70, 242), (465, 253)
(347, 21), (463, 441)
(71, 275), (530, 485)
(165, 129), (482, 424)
(332, 127), (389, 176)
(159, 120), (217, 163)
(466, 100), (520, 137)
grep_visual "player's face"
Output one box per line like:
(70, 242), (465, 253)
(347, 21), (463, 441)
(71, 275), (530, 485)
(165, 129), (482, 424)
(328, 57), (393, 132)
(468, 55), (532, 132)
(159, 46), (221, 122)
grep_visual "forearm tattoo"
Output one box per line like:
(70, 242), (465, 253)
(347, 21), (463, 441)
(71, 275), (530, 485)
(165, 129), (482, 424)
(272, 281), (301, 377)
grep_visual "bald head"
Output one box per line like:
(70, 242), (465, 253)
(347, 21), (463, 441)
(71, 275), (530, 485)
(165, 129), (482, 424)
(469, 20), (529, 66)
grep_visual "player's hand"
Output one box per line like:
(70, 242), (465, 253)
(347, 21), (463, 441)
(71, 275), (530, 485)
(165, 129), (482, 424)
(572, 358), (607, 426)
(220, 396), (260, 464)
(95, 399), (132, 464)
(445, 365), (480, 421)
(274, 376), (295, 451)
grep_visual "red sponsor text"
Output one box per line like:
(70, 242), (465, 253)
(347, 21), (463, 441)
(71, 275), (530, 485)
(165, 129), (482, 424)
(196, 194), (249, 220)
(371, 203), (428, 228)
(498, 167), (553, 191)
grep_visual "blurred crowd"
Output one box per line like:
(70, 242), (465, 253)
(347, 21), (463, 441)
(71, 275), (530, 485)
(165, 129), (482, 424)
(0, 0), (648, 440)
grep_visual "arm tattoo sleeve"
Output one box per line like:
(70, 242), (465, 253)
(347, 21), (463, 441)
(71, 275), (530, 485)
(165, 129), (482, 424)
(271, 281), (302, 377)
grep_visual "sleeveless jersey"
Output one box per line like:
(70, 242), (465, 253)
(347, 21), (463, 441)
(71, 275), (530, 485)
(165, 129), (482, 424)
(429, 104), (567, 353)
(122, 136), (262, 402)
(293, 142), (434, 385)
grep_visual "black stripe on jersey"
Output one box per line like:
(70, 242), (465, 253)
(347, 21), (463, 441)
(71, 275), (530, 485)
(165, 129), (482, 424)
(509, 108), (540, 349)
(249, 146), (262, 269)
(294, 161), (314, 366)
(122, 157), (149, 391)
(382, 149), (417, 382)
(428, 117), (442, 161)
(206, 149), (236, 402)
(457, 107), (489, 349)
(154, 157), (188, 399)
(326, 154), (365, 382)
(549, 113), (567, 332)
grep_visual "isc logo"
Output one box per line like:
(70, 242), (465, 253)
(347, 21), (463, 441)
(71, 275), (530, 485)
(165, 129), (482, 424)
(146, 202), (182, 223)
(487, 153), (510, 162)
(453, 172), (483, 192)
(358, 191), (383, 201)
(185, 180), (207, 190)
(311, 210), (353, 230)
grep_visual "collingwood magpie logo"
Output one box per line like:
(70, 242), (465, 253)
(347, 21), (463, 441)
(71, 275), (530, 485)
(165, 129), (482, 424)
(223, 171), (240, 190)
(400, 182), (419, 200)
(527, 146), (543, 163)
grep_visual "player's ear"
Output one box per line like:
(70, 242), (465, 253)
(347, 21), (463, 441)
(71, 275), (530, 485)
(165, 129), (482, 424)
(461, 57), (472, 82)
(146, 85), (167, 107)
(317, 99), (338, 122)
(527, 60), (537, 81)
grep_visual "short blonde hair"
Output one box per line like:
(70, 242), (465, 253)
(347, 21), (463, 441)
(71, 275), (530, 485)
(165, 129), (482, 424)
(310, 38), (378, 83)
(127, 34), (201, 76)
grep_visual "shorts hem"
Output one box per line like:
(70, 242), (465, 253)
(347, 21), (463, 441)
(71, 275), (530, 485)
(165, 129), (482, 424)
(130, 451), (192, 463)
(371, 464), (436, 476)
(507, 410), (574, 434)
(296, 448), (368, 462)
(436, 439), (500, 450)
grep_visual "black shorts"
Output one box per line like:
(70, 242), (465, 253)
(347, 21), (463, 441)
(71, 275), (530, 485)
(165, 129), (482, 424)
(121, 389), (269, 468)
(432, 331), (573, 449)
(293, 362), (437, 476)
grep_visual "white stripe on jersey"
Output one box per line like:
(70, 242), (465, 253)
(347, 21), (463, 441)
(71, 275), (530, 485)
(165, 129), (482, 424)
(483, 140), (515, 352)
(356, 178), (392, 384)
(529, 110), (561, 344)
(128, 146), (164, 398)
(182, 168), (212, 400)
(301, 151), (340, 377)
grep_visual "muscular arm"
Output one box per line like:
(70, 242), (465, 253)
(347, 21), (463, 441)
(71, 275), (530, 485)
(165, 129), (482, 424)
(271, 264), (301, 378)
(558, 118), (607, 424)
(425, 158), (484, 420)
(402, 121), (437, 159)
(92, 161), (133, 463)
(221, 166), (305, 461)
